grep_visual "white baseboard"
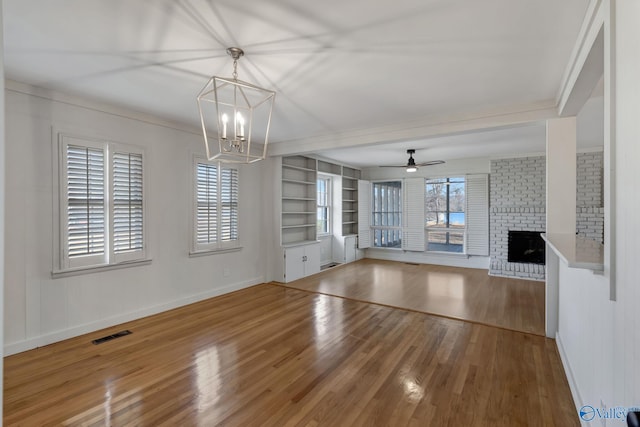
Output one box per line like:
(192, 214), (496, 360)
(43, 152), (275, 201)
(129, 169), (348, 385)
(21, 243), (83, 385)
(365, 249), (490, 270)
(487, 271), (546, 282)
(556, 331), (586, 426)
(4, 277), (264, 356)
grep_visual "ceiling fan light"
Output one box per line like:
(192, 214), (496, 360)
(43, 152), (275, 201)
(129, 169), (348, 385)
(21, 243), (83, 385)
(406, 166), (418, 173)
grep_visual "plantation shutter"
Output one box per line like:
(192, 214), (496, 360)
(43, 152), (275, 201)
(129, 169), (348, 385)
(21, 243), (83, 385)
(196, 162), (218, 246)
(66, 144), (106, 266)
(113, 152), (144, 259)
(220, 167), (239, 243)
(465, 173), (489, 256)
(357, 180), (371, 248)
(403, 177), (426, 251)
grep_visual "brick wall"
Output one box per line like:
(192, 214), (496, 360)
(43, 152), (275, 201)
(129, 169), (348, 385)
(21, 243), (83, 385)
(489, 152), (604, 280)
(489, 157), (546, 280)
(576, 151), (604, 243)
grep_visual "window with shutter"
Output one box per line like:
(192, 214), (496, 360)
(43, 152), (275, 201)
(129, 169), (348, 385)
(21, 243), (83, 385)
(197, 163), (218, 245)
(58, 134), (146, 272)
(193, 158), (240, 253)
(65, 144), (106, 267)
(112, 152), (144, 261)
(220, 167), (239, 242)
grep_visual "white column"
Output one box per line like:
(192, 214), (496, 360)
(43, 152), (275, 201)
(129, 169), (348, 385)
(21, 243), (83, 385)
(1, 1), (6, 420)
(545, 117), (577, 338)
(546, 117), (577, 235)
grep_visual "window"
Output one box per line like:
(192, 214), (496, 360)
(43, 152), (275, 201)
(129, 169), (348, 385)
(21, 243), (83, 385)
(193, 159), (239, 253)
(317, 176), (331, 235)
(59, 135), (146, 270)
(425, 177), (465, 253)
(372, 181), (402, 248)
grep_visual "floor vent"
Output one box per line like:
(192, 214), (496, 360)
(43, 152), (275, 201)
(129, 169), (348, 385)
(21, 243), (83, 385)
(321, 262), (340, 270)
(92, 330), (132, 345)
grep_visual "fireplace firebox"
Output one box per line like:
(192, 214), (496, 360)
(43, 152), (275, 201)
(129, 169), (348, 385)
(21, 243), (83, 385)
(507, 230), (545, 265)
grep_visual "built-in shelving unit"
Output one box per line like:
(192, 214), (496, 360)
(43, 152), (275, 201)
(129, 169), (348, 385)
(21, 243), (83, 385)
(281, 156), (318, 245)
(318, 160), (342, 175)
(281, 155), (362, 244)
(341, 166), (361, 236)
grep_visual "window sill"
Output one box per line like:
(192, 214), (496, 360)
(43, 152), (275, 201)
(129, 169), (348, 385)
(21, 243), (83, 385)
(52, 258), (152, 279)
(425, 251), (470, 258)
(189, 246), (242, 258)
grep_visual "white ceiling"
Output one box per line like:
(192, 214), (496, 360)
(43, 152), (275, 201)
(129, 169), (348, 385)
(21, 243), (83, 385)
(3, 0), (592, 166)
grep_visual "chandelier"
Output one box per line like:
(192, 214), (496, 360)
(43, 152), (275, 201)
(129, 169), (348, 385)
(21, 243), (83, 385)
(197, 47), (276, 163)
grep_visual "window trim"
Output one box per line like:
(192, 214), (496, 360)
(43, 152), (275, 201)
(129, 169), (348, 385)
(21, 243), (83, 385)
(190, 155), (241, 256)
(53, 130), (148, 275)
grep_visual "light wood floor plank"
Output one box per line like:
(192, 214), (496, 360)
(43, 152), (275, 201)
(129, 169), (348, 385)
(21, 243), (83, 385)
(280, 259), (545, 335)
(4, 283), (576, 426)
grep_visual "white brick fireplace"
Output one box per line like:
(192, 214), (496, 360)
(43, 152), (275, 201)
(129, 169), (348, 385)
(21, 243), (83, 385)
(489, 152), (603, 280)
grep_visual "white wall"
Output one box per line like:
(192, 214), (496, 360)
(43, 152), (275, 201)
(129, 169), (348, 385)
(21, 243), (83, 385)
(556, 263), (614, 417)
(4, 83), (269, 355)
(611, 0), (640, 414)
(555, 1), (640, 424)
(1, 2), (6, 419)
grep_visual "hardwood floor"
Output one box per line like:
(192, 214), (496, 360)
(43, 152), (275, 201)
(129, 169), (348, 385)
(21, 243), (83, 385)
(4, 284), (577, 426)
(281, 259), (545, 336)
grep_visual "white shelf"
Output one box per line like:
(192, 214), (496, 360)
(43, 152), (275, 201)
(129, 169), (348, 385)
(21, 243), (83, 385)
(283, 178), (315, 185)
(342, 221), (356, 225)
(282, 163), (315, 172)
(283, 197), (315, 201)
(282, 224), (316, 229)
(283, 211), (315, 215)
(282, 240), (320, 248)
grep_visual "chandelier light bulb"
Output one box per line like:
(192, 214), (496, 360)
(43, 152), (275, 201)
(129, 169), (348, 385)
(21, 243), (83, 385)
(221, 113), (228, 139)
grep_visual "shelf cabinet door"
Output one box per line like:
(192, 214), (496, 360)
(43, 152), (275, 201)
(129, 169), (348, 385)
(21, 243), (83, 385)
(283, 243), (320, 282)
(284, 246), (306, 282)
(303, 243), (321, 276)
(344, 235), (357, 263)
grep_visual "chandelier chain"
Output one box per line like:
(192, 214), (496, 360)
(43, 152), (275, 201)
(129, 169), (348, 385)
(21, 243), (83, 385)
(232, 59), (238, 80)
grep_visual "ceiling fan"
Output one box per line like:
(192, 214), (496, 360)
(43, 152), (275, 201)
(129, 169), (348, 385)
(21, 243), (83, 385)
(380, 149), (445, 173)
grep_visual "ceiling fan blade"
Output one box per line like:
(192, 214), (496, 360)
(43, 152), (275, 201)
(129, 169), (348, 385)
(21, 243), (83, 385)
(416, 160), (445, 166)
(378, 165), (408, 168)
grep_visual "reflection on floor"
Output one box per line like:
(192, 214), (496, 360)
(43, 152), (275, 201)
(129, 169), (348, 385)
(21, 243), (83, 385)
(277, 258), (545, 336)
(4, 284), (577, 426)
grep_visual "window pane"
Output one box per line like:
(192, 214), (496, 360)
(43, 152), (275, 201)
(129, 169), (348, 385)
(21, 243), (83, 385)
(66, 145), (105, 257)
(427, 230), (464, 253)
(220, 168), (239, 241)
(113, 152), (144, 253)
(426, 177), (466, 252)
(317, 177), (330, 234)
(196, 163), (218, 244)
(372, 181), (402, 247)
